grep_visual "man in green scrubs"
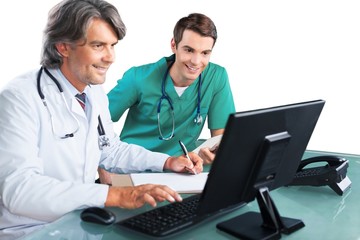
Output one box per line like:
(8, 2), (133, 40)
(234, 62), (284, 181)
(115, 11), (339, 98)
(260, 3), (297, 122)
(101, 13), (235, 184)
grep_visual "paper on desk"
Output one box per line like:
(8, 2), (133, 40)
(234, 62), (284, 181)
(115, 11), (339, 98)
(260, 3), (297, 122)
(192, 135), (223, 154)
(111, 172), (208, 194)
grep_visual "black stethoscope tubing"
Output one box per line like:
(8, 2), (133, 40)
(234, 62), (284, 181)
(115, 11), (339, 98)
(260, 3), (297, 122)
(37, 67), (64, 100)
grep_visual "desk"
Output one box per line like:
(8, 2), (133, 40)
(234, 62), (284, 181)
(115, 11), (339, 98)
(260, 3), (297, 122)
(21, 150), (360, 240)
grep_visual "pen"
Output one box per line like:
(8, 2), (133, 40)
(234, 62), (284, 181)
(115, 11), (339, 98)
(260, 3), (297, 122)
(179, 140), (197, 175)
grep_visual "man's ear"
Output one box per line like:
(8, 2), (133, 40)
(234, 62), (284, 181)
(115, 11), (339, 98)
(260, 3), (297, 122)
(170, 38), (176, 53)
(55, 43), (69, 57)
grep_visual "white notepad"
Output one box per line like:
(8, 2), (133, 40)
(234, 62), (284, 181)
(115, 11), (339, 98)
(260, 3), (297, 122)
(111, 172), (208, 194)
(192, 135), (223, 154)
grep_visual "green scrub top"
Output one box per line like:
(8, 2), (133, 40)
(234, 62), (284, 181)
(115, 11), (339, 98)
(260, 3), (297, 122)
(108, 55), (235, 156)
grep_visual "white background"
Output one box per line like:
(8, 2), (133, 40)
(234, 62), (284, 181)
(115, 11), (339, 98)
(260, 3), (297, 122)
(1, 0), (359, 154)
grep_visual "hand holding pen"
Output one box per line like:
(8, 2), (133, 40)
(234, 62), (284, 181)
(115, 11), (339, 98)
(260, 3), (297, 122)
(179, 140), (199, 175)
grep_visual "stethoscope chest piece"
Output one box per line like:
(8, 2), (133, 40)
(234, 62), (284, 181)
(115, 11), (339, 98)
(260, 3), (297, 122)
(98, 135), (110, 150)
(97, 115), (110, 150)
(194, 114), (203, 125)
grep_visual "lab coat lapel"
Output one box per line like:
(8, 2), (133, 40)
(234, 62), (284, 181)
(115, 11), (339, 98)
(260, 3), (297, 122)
(85, 89), (102, 157)
(71, 97), (87, 118)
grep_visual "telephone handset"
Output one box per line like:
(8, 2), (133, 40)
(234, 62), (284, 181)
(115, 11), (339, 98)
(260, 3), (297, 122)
(288, 155), (351, 195)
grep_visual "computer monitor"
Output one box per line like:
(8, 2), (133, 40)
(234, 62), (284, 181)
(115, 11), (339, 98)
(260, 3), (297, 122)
(199, 99), (325, 239)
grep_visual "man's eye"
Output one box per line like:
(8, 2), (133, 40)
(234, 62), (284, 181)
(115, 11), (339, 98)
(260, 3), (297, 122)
(203, 51), (212, 56)
(94, 44), (104, 50)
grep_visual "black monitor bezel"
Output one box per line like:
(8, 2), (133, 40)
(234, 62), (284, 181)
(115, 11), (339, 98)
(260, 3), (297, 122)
(197, 99), (325, 216)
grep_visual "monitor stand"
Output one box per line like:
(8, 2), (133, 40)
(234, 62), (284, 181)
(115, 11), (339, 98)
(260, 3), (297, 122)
(217, 187), (305, 240)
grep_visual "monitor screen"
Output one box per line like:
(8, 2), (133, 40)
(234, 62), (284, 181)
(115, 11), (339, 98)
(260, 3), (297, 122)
(198, 99), (325, 239)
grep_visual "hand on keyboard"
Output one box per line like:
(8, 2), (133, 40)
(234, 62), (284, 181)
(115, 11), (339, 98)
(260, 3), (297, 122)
(105, 184), (183, 209)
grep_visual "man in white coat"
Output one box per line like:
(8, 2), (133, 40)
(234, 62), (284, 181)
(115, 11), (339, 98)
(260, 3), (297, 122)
(0, 0), (203, 239)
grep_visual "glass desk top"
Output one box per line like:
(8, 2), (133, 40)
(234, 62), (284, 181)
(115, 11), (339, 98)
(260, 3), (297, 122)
(21, 150), (360, 240)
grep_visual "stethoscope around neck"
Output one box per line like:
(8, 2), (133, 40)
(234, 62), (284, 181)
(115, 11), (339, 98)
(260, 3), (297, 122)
(36, 67), (110, 149)
(37, 67), (80, 139)
(157, 61), (203, 141)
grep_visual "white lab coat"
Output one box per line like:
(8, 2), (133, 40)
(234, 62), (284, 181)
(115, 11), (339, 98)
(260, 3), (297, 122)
(0, 68), (169, 239)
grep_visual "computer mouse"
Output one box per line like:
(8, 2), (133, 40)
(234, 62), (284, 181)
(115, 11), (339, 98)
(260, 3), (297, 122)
(80, 207), (116, 225)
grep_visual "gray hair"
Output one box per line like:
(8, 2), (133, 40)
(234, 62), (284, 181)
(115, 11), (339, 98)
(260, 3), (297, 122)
(41, 0), (126, 68)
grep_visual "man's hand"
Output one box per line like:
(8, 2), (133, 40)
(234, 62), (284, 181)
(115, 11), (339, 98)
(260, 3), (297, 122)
(105, 184), (183, 208)
(98, 167), (113, 185)
(198, 146), (217, 165)
(164, 152), (203, 174)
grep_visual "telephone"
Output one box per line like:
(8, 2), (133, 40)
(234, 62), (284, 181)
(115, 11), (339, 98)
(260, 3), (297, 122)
(288, 155), (351, 195)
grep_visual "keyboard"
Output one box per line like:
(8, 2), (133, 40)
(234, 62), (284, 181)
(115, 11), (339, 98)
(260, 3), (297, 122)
(116, 194), (205, 237)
